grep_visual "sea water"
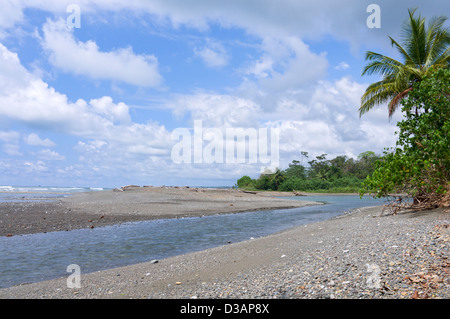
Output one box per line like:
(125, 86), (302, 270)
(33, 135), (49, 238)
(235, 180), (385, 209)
(0, 185), (107, 202)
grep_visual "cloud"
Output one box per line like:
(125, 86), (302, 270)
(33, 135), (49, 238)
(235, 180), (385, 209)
(0, 0), (23, 38)
(35, 149), (65, 160)
(0, 38), (401, 185)
(89, 96), (131, 124)
(335, 62), (350, 70)
(194, 39), (229, 68)
(3, 1), (449, 52)
(0, 131), (21, 144)
(236, 35), (329, 113)
(169, 93), (260, 128)
(258, 36), (329, 92)
(40, 19), (163, 87)
(1, 0), (429, 186)
(0, 131), (22, 156)
(164, 73), (401, 175)
(24, 133), (56, 147)
(244, 54), (274, 79)
(242, 76), (401, 166)
(0, 43), (127, 135)
(0, 42), (172, 161)
(2, 143), (22, 156)
(23, 160), (48, 173)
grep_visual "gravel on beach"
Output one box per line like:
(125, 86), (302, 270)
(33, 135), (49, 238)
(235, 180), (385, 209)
(0, 187), (318, 236)
(0, 193), (448, 299)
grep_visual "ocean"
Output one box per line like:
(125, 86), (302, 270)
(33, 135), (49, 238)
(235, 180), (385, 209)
(0, 185), (108, 202)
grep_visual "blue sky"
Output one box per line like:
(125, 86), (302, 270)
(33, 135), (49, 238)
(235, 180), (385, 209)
(0, 0), (448, 188)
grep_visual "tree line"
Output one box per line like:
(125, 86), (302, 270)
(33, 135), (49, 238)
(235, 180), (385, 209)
(238, 8), (449, 207)
(236, 151), (381, 193)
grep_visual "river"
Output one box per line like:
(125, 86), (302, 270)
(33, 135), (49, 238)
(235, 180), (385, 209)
(0, 194), (385, 288)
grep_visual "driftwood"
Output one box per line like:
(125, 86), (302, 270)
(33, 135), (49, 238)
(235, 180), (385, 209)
(293, 190), (306, 196)
(240, 190), (258, 194)
(380, 187), (449, 216)
(121, 185), (141, 191)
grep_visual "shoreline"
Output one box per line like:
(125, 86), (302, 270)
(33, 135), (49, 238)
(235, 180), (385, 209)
(1, 206), (448, 299)
(0, 187), (448, 299)
(0, 187), (320, 237)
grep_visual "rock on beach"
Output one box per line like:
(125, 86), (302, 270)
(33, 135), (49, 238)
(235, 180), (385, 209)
(0, 198), (448, 299)
(0, 187), (318, 236)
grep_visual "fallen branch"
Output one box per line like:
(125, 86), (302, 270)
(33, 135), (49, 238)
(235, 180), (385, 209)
(380, 187), (448, 216)
(239, 190), (257, 194)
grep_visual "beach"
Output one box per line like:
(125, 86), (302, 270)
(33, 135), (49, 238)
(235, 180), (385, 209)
(0, 186), (318, 236)
(0, 187), (448, 299)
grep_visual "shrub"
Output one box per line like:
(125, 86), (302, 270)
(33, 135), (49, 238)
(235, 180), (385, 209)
(360, 68), (449, 209)
(236, 175), (253, 188)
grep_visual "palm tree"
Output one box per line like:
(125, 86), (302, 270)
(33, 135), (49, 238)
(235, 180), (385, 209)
(269, 168), (286, 190)
(359, 8), (449, 118)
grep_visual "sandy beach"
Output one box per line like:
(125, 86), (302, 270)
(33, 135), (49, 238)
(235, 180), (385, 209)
(0, 187), (318, 236)
(0, 187), (448, 300)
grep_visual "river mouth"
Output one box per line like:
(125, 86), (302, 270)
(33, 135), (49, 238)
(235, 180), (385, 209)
(0, 195), (385, 288)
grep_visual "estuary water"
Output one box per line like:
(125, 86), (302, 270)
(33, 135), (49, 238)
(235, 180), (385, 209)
(0, 194), (385, 288)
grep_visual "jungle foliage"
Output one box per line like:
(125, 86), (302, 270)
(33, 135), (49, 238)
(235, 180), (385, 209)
(236, 151), (381, 193)
(360, 68), (449, 210)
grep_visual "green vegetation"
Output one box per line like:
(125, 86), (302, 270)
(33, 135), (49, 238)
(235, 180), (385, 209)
(359, 8), (449, 210)
(360, 68), (449, 209)
(237, 9), (449, 209)
(359, 8), (449, 118)
(236, 151), (381, 193)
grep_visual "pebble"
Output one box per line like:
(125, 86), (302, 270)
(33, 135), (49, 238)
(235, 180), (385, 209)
(1, 206), (448, 299)
(146, 207), (449, 299)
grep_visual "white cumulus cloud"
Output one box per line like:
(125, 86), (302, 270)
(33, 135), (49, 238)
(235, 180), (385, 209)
(35, 149), (65, 161)
(40, 19), (163, 87)
(194, 39), (230, 68)
(0, 42), (172, 166)
(25, 133), (56, 147)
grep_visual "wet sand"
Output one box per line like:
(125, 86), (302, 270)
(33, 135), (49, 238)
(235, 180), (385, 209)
(1, 206), (448, 300)
(1, 187), (448, 300)
(0, 187), (318, 236)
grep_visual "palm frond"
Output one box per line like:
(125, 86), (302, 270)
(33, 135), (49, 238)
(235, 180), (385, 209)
(360, 9), (449, 117)
(359, 79), (404, 116)
(402, 8), (427, 65)
(362, 51), (406, 76)
(388, 87), (413, 117)
(424, 17), (450, 68)
(389, 36), (414, 65)
(431, 47), (450, 69)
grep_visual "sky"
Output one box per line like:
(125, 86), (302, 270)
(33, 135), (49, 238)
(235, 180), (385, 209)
(0, 0), (448, 188)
